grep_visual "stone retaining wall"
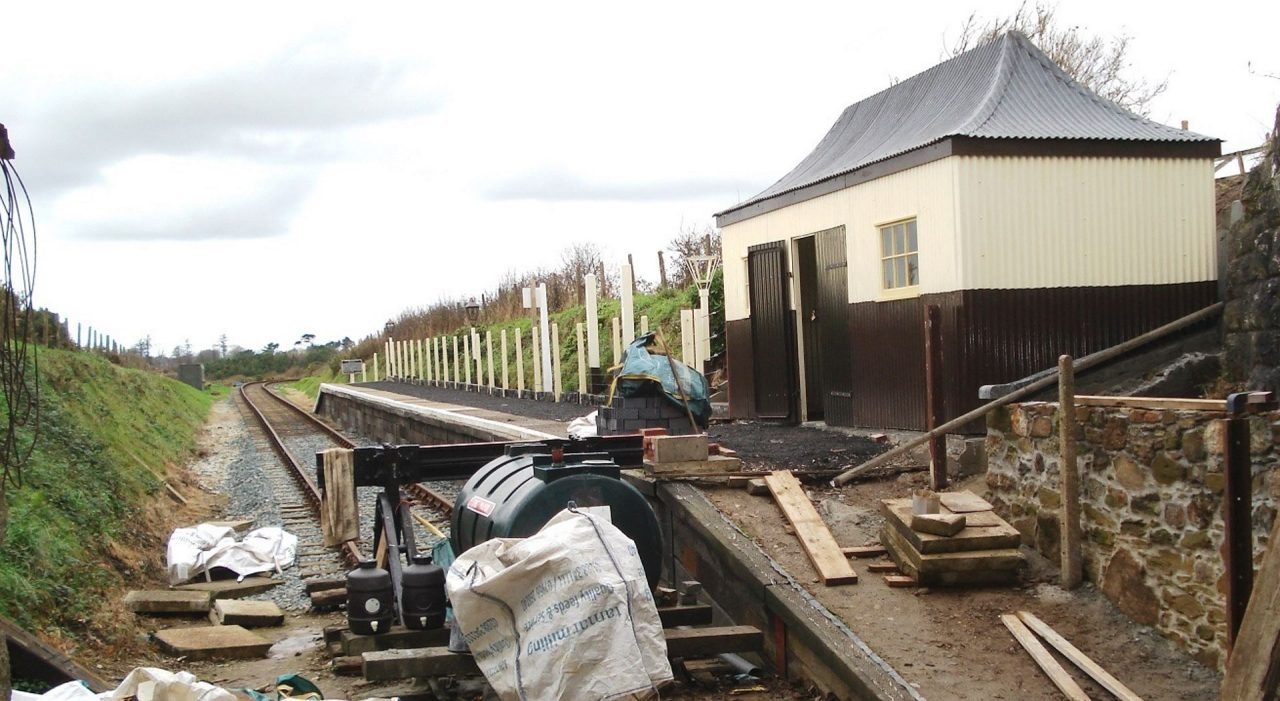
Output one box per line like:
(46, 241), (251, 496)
(985, 401), (1280, 669)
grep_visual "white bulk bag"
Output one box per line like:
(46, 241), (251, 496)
(446, 509), (672, 701)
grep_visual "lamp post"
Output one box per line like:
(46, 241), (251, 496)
(384, 320), (395, 379)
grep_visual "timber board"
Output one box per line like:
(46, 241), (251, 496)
(880, 526), (1022, 587)
(880, 500), (1020, 555)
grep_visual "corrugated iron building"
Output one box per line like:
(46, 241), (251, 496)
(716, 32), (1220, 430)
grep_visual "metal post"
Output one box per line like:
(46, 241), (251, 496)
(924, 305), (946, 490)
(1059, 354), (1081, 589)
(1224, 392), (1256, 648)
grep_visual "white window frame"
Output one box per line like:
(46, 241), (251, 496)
(877, 217), (920, 300)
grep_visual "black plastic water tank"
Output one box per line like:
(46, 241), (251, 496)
(401, 555), (446, 630)
(346, 560), (394, 635)
(451, 443), (662, 588)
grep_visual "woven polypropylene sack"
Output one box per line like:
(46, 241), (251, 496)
(446, 509), (672, 700)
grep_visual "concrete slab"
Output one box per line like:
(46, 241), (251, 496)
(124, 590), (212, 614)
(174, 577), (280, 599)
(153, 625), (271, 661)
(209, 600), (284, 627)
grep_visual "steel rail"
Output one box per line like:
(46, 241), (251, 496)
(238, 381), (363, 565)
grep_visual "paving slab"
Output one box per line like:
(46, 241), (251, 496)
(174, 577), (280, 599)
(153, 625), (271, 660)
(124, 589), (213, 614)
(209, 600), (284, 627)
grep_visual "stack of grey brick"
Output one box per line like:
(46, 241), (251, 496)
(596, 395), (695, 435)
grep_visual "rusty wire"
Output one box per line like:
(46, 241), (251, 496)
(1, 123), (39, 491)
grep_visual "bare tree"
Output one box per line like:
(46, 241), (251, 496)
(948, 2), (1168, 116)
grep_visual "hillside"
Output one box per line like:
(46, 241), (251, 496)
(0, 349), (214, 664)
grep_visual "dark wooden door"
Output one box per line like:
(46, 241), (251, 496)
(816, 227), (853, 425)
(747, 241), (796, 421)
(796, 236), (824, 420)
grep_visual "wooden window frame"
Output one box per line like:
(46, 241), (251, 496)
(877, 217), (919, 300)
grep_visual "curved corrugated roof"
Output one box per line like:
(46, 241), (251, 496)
(719, 32), (1216, 218)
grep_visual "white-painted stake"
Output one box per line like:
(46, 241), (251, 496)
(611, 317), (622, 364)
(515, 329), (525, 393)
(640, 314), (649, 334)
(486, 330), (495, 390)
(373, 353), (379, 382)
(576, 322), (586, 397)
(551, 321), (562, 402)
(531, 325), (542, 393)
(538, 283), (553, 394)
(620, 263), (635, 346)
(681, 309), (695, 365)
(501, 329), (509, 389)
(585, 273), (601, 370)
(697, 287), (711, 369)
(463, 334), (472, 385)
(452, 336), (460, 385)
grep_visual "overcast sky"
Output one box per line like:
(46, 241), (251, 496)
(4, 1), (1277, 355)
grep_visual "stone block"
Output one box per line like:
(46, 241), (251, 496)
(1102, 549), (1158, 626)
(209, 599), (284, 627)
(125, 590), (213, 614)
(1113, 453), (1145, 490)
(909, 513), (966, 537)
(1182, 428), (1206, 461)
(153, 625), (270, 661)
(1152, 453), (1187, 484)
(650, 435), (709, 464)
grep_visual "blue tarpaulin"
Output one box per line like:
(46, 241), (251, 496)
(610, 332), (711, 427)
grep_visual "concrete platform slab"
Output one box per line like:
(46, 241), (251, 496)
(153, 625), (271, 660)
(124, 589), (213, 614)
(174, 576), (280, 599)
(209, 600), (284, 627)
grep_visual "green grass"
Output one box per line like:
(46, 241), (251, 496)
(0, 347), (211, 637)
(287, 366), (348, 401)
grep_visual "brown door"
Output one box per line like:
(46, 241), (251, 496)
(816, 227), (853, 425)
(747, 241), (797, 421)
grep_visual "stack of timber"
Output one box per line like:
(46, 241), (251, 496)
(642, 434), (742, 478)
(879, 490), (1024, 586)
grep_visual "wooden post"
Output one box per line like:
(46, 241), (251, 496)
(407, 339), (415, 380)
(621, 263), (636, 345)
(658, 250), (668, 289)
(486, 330), (495, 391)
(551, 322), (562, 402)
(585, 273), (601, 372)
(1059, 354), (1082, 589)
(576, 322), (586, 398)
(452, 336), (459, 385)
(611, 317), (622, 365)
(1224, 395), (1255, 647)
(681, 309), (695, 365)
(501, 329), (509, 390)
(924, 305), (946, 490)
(463, 334), (472, 386)
(372, 353), (379, 382)
(361, 361), (368, 383)
(474, 329), (484, 387)
(538, 283), (553, 393)
(515, 329), (526, 394)
(531, 325), (542, 394)
(640, 314), (649, 335)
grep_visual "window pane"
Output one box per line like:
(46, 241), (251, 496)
(895, 257), (906, 288)
(881, 227), (892, 257)
(883, 259), (894, 288)
(894, 224), (905, 254)
(906, 221), (918, 253)
(907, 254), (919, 286)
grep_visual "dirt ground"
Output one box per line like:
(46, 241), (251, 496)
(703, 471), (1222, 700)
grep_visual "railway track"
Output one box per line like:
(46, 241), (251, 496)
(237, 381), (457, 587)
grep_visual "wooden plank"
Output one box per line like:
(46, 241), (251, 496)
(664, 625), (762, 657)
(764, 470), (858, 585)
(881, 500), (1020, 554)
(0, 614), (111, 692)
(938, 490), (993, 513)
(1000, 614), (1091, 701)
(645, 455), (743, 476)
(363, 626), (763, 681)
(656, 604), (714, 628)
(883, 575), (917, 588)
(1074, 395), (1226, 411)
(868, 561), (900, 573)
(322, 448), (359, 546)
(1221, 508), (1280, 699)
(1016, 611), (1143, 701)
(880, 525), (1022, 587)
(842, 545), (887, 559)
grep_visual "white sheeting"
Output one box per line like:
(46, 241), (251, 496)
(166, 524), (297, 585)
(11, 668), (235, 701)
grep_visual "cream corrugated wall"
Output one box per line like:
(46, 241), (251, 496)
(721, 158), (960, 321)
(954, 155), (1216, 289)
(721, 154), (1216, 322)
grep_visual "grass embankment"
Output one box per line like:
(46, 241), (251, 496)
(0, 348), (213, 644)
(285, 367), (347, 401)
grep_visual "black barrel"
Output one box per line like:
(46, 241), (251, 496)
(401, 555), (446, 630)
(346, 560), (394, 635)
(451, 443), (662, 588)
